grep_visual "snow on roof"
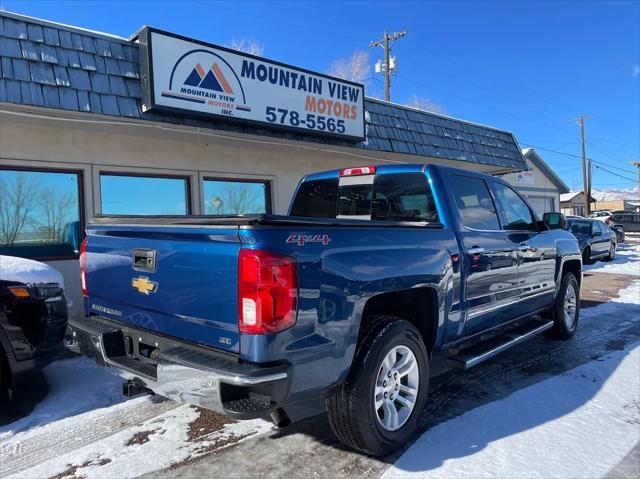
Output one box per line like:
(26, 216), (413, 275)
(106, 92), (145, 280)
(560, 191), (582, 202)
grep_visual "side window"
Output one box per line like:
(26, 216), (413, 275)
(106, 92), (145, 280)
(100, 174), (190, 215)
(491, 183), (535, 231)
(594, 221), (604, 234)
(290, 178), (338, 218)
(372, 173), (439, 222)
(203, 178), (270, 215)
(449, 174), (500, 230)
(0, 168), (83, 259)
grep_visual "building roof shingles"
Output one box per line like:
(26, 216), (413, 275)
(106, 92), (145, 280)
(0, 11), (527, 171)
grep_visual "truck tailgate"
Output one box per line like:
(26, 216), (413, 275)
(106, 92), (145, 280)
(85, 225), (241, 353)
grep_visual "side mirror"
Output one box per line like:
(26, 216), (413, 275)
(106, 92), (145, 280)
(543, 212), (566, 230)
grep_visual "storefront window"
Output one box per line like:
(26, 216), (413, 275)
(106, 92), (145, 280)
(100, 174), (190, 215)
(0, 168), (83, 259)
(203, 178), (270, 215)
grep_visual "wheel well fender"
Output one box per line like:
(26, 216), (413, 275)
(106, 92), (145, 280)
(562, 259), (582, 286)
(359, 287), (439, 355)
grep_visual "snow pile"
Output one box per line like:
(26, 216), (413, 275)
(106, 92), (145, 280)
(583, 242), (640, 276)
(0, 255), (65, 287)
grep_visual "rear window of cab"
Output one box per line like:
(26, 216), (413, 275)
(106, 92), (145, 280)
(290, 172), (439, 223)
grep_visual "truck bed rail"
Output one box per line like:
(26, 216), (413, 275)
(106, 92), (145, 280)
(90, 214), (444, 229)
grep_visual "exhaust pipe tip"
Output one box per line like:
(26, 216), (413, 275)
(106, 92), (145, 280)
(269, 407), (291, 428)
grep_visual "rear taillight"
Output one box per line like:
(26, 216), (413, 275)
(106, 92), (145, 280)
(80, 238), (88, 297)
(238, 249), (298, 334)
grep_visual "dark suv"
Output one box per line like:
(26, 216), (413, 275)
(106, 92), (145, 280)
(1, 257), (69, 402)
(565, 217), (617, 263)
(611, 213), (640, 233)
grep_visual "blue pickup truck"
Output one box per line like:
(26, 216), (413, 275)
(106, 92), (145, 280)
(67, 164), (582, 456)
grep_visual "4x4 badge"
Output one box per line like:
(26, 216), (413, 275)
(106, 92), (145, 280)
(131, 276), (158, 295)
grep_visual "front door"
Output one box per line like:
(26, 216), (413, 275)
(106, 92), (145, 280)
(447, 174), (519, 337)
(490, 181), (557, 314)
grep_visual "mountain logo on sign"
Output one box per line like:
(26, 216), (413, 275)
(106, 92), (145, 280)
(184, 63), (234, 94)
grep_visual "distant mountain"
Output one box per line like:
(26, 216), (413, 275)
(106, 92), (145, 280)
(591, 187), (640, 202)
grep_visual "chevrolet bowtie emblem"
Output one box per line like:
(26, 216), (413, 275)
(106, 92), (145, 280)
(131, 276), (158, 295)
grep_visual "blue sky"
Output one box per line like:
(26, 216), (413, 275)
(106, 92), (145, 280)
(4, 0), (640, 190)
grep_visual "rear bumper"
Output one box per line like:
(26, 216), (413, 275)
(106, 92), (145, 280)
(66, 315), (291, 419)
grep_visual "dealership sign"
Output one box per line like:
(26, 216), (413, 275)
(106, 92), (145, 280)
(138, 28), (365, 141)
(515, 170), (535, 185)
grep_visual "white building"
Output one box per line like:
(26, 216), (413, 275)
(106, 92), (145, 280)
(501, 148), (569, 213)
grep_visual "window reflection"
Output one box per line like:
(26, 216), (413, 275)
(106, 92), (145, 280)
(203, 179), (269, 215)
(0, 169), (82, 258)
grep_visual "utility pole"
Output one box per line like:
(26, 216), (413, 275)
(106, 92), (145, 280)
(575, 116), (592, 216)
(632, 161), (640, 194)
(587, 158), (593, 206)
(370, 31), (407, 102)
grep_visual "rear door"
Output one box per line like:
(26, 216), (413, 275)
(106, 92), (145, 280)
(86, 224), (242, 353)
(591, 221), (610, 255)
(447, 174), (519, 336)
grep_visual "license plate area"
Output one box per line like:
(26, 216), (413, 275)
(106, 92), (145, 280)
(101, 329), (158, 379)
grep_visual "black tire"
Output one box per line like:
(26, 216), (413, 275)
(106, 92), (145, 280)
(0, 349), (12, 406)
(326, 317), (429, 456)
(547, 273), (580, 339)
(604, 242), (616, 262)
(582, 246), (592, 265)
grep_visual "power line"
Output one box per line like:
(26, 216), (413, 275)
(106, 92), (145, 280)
(592, 164), (637, 183)
(591, 159), (636, 175)
(519, 143), (582, 158)
(520, 142), (636, 174)
(586, 140), (636, 164)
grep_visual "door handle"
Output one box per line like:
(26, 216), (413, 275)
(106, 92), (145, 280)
(467, 247), (485, 255)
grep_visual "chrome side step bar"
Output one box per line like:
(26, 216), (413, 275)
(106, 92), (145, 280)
(447, 320), (554, 370)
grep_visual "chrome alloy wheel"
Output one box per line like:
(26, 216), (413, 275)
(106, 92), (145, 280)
(374, 345), (419, 431)
(563, 283), (577, 329)
(610, 243), (616, 260)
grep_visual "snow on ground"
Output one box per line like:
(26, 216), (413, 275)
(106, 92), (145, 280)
(0, 356), (273, 478)
(0, 357), (124, 440)
(384, 344), (640, 479)
(9, 404), (273, 479)
(385, 278), (640, 479)
(583, 241), (640, 276)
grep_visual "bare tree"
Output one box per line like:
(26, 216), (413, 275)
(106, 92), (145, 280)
(227, 38), (265, 56)
(221, 184), (260, 215)
(0, 173), (39, 245)
(39, 186), (76, 242)
(406, 95), (447, 115)
(328, 50), (370, 84)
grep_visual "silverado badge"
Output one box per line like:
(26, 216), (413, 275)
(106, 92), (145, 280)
(131, 276), (158, 295)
